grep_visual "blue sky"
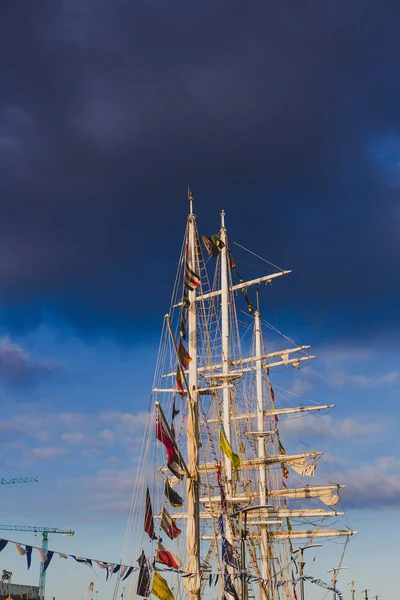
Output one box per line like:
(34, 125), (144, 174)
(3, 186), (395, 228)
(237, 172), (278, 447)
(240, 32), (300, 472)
(1, 1), (400, 599)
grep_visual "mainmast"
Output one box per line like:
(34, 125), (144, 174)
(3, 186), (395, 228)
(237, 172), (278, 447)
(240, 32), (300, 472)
(220, 210), (233, 531)
(184, 188), (201, 599)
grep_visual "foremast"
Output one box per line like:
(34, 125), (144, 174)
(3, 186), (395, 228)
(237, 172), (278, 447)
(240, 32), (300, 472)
(184, 190), (201, 598)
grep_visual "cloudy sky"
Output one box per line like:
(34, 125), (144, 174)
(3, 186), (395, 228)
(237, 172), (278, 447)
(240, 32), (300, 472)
(0, 1), (399, 598)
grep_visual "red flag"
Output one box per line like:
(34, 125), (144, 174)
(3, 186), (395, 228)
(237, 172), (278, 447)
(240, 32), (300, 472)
(156, 410), (185, 479)
(144, 487), (156, 540)
(155, 543), (182, 569)
(156, 411), (175, 462)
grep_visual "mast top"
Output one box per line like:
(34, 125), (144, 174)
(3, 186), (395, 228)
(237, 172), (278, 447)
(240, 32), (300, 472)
(188, 187), (194, 215)
(221, 209), (225, 228)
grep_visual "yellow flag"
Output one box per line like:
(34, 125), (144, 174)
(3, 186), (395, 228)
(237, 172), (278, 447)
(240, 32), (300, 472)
(219, 425), (241, 471)
(151, 571), (174, 600)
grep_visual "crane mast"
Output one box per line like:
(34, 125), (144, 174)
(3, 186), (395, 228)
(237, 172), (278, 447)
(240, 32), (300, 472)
(0, 525), (75, 599)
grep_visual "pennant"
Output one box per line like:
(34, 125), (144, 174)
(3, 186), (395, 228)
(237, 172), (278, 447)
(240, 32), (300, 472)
(179, 312), (187, 341)
(113, 564), (121, 573)
(0, 540), (8, 552)
(151, 570), (174, 600)
(70, 555), (93, 568)
(144, 487), (157, 541)
(14, 543), (27, 556)
(278, 439), (287, 455)
(171, 397), (180, 438)
(137, 551), (150, 598)
(178, 340), (192, 369)
(219, 425), (241, 472)
(160, 507), (182, 540)
(122, 566), (134, 581)
(164, 477), (183, 508)
(172, 398), (180, 421)
(176, 367), (185, 396)
(188, 188), (194, 202)
(182, 290), (190, 309)
(218, 514), (225, 535)
(222, 537), (239, 570)
(224, 572), (239, 600)
(26, 545), (32, 570)
(155, 543), (182, 569)
(202, 234), (225, 257)
(38, 548), (47, 562)
(217, 463), (227, 510)
(43, 551), (54, 573)
(269, 385), (279, 422)
(281, 463), (289, 479)
(184, 262), (200, 292)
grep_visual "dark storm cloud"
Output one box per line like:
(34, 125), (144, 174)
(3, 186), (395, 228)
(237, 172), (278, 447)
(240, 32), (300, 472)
(0, 0), (399, 339)
(0, 336), (60, 386)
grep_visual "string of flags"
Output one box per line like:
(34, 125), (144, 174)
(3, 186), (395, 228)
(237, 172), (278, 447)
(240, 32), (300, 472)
(0, 536), (344, 600)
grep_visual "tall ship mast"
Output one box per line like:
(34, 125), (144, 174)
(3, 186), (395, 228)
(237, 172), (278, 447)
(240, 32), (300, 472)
(120, 192), (356, 600)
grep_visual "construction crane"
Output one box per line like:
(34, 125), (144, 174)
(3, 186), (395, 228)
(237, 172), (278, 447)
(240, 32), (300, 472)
(0, 525), (75, 599)
(0, 477), (38, 485)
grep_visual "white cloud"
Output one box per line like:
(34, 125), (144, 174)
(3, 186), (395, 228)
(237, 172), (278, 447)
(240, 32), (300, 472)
(29, 446), (68, 460)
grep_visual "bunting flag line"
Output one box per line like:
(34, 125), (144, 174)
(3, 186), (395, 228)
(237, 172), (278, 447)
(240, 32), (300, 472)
(151, 570), (174, 600)
(144, 487), (157, 541)
(219, 425), (241, 472)
(160, 508), (182, 540)
(0, 534), (346, 598)
(137, 551), (151, 598)
(155, 543), (182, 570)
(164, 478), (183, 508)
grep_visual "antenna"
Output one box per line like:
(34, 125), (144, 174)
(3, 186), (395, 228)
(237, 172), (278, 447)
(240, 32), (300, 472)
(347, 579), (363, 600)
(292, 544), (322, 600)
(327, 568), (349, 600)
